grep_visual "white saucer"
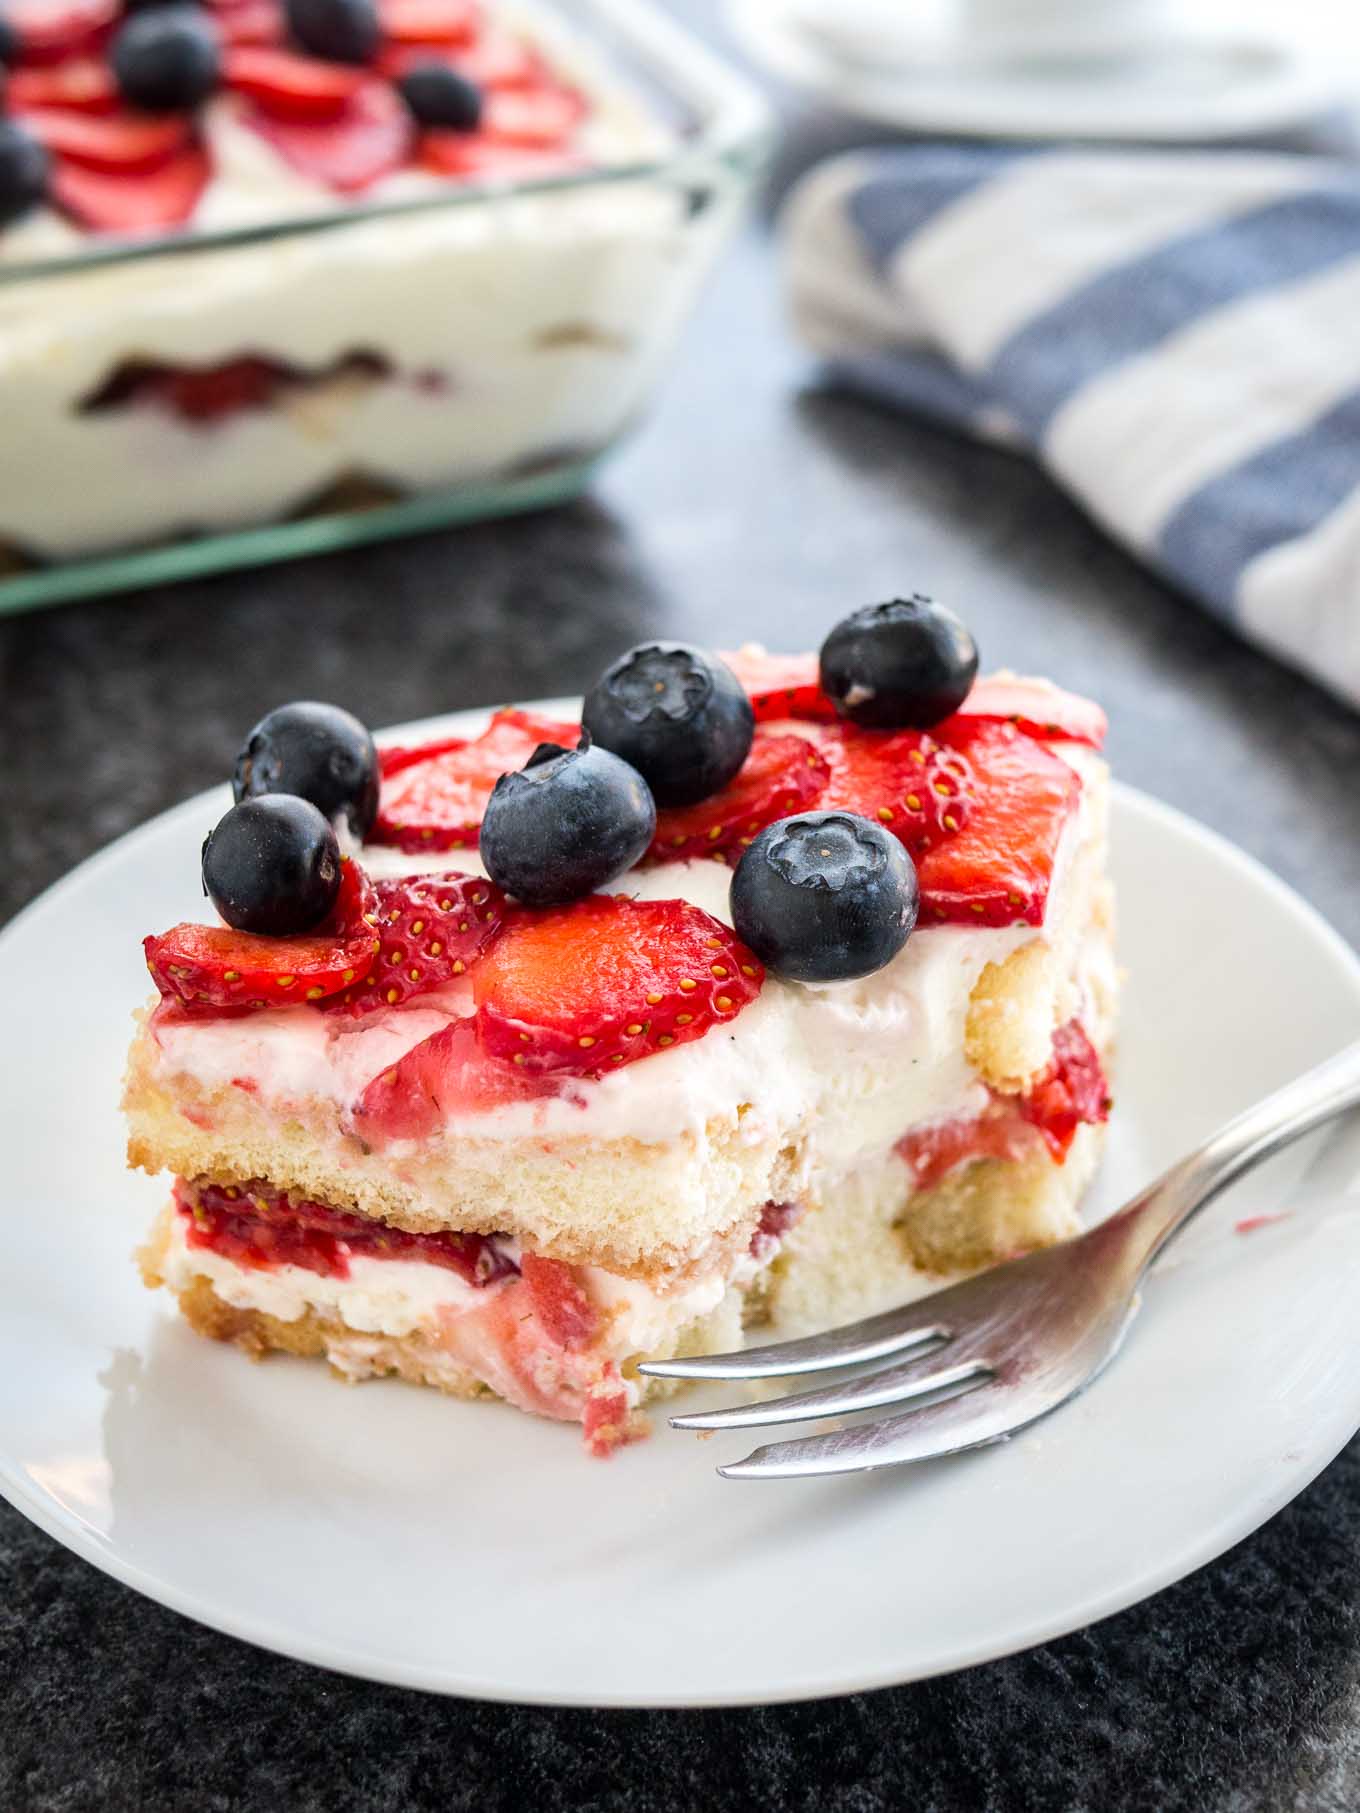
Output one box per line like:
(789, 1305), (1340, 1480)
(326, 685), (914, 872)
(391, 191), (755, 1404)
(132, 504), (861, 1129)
(727, 0), (1354, 142)
(2, 707), (1359, 1706)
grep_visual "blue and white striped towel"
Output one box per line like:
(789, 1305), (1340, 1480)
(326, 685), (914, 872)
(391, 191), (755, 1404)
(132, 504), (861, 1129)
(781, 146), (1360, 710)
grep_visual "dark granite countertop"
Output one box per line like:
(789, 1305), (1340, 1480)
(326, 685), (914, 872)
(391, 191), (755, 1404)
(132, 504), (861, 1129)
(3, 10), (1360, 1808)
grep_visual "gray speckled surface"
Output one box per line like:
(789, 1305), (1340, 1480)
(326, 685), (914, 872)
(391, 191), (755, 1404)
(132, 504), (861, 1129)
(3, 14), (1360, 1808)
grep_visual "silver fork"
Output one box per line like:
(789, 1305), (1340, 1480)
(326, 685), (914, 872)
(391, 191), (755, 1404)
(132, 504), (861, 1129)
(639, 1039), (1360, 1481)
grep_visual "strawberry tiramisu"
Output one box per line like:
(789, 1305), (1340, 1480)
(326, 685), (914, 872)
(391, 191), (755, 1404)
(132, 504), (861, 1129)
(0, 0), (760, 560)
(124, 600), (1117, 1454)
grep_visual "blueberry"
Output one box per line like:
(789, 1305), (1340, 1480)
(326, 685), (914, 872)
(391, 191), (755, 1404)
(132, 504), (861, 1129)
(0, 121), (49, 229)
(820, 596), (978, 730)
(479, 736), (655, 907)
(397, 61), (484, 131)
(582, 643), (753, 809)
(0, 14), (19, 64)
(111, 8), (221, 111)
(285, 0), (379, 64)
(202, 796), (341, 936)
(232, 700), (379, 841)
(730, 810), (918, 983)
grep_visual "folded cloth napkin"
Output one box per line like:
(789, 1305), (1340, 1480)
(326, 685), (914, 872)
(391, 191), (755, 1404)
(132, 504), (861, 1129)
(781, 145), (1360, 709)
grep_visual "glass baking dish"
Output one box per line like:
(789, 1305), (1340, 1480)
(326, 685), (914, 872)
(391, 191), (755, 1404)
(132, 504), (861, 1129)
(0, 0), (771, 615)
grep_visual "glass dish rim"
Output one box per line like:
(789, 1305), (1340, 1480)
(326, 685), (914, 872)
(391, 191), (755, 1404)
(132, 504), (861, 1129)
(0, 0), (773, 289)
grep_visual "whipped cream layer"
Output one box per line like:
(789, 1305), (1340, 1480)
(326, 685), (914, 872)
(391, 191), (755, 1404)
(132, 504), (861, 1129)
(149, 740), (1103, 1179)
(0, 3), (719, 560)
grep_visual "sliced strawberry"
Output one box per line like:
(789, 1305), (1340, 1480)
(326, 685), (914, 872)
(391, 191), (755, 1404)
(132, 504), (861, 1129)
(321, 852), (380, 937)
(322, 873), (506, 1017)
(378, 0), (477, 46)
(224, 47), (369, 119)
(418, 133), (583, 181)
(581, 1361), (642, 1458)
(164, 356), (289, 423)
(433, 1277), (625, 1441)
(914, 722), (1081, 927)
(145, 917), (380, 1012)
(376, 733), (470, 781)
(349, 1016), (565, 1142)
(719, 648), (837, 724)
(1020, 1019), (1111, 1160)
(454, 28), (542, 89)
(949, 676), (1107, 750)
(80, 354), (328, 422)
(215, 2), (286, 46)
(7, 58), (118, 113)
(750, 1199), (802, 1263)
(644, 733), (829, 867)
(242, 80), (411, 193)
(472, 896), (763, 1078)
(372, 709), (579, 852)
(819, 722), (974, 860)
(8, 0), (117, 65)
(378, 30), (541, 88)
(896, 1109), (1039, 1192)
(520, 1253), (596, 1351)
(373, 40), (424, 77)
(51, 141), (210, 232)
(179, 1178), (518, 1286)
(23, 107), (192, 172)
(483, 84), (582, 146)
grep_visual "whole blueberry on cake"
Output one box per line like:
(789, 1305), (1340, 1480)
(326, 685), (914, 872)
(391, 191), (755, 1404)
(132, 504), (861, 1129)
(124, 601), (1118, 1456)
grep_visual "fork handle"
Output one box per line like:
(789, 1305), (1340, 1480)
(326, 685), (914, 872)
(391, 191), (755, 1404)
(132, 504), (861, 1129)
(1120, 1038), (1360, 1275)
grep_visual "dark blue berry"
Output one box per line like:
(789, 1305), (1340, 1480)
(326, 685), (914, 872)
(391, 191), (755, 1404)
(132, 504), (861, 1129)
(232, 699), (379, 840)
(479, 736), (656, 907)
(285, 0), (378, 64)
(202, 796), (341, 936)
(820, 596), (978, 730)
(730, 810), (918, 983)
(397, 61), (484, 130)
(0, 120), (49, 228)
(111, 8), (221, 112)
(582, 643), (753, 809)
(0, 14), (19, 64)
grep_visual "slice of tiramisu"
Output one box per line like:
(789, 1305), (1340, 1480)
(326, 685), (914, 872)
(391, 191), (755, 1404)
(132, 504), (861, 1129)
(125, 598), (1117, 1454)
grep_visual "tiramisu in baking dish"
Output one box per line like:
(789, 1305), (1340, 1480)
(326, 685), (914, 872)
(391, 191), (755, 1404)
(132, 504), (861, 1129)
(0, 0), (765, 564)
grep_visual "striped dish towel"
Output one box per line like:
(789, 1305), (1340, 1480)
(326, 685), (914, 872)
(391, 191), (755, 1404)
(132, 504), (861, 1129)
(781, 146), (1360, 710)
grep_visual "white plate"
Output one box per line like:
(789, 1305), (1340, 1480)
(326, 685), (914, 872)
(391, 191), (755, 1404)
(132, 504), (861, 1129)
(727, 0), (1354, 142)
(3, 708), (1360, 1707)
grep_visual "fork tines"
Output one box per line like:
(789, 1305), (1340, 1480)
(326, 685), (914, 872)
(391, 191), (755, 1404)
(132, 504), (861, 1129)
(637, 1294), (1007, 1479)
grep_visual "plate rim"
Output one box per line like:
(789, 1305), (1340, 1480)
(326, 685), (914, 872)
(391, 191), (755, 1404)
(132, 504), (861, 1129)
(723, 0), (1345, 143)
(3, 714), (1360, 1706)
